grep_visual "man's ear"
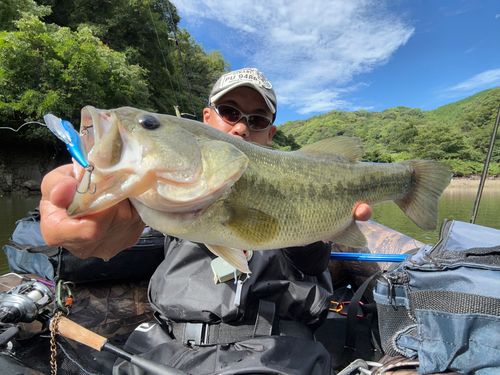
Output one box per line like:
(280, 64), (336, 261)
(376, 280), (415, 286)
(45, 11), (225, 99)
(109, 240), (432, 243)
(203, 107), (211, 124)
(267, 125), (277, 146)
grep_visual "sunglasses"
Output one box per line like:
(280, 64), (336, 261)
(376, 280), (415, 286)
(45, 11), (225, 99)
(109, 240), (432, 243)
(210, 104), (273, 131)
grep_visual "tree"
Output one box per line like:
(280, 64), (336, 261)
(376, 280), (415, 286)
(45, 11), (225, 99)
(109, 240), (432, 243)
(389, 121), (418, 152)
(0, 0), (230, 136)
(409, 124), (471, 161)
(0, 13), (150, 135)
(36, 0), (230, 118)
(271, 129), (301, 151)
(0, 0), (49, 31)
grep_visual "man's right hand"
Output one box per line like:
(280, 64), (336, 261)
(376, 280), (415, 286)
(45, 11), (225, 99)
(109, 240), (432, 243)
(40, 164), (146, 260)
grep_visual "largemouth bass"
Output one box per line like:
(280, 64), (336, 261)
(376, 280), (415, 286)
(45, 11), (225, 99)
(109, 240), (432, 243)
(68, 106), (453, 272)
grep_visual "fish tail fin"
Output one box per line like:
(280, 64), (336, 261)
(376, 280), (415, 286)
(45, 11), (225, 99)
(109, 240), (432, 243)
(395, 160), (453, 231)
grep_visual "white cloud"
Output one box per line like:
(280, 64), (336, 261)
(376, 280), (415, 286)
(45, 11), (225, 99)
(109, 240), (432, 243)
(176, 0), (414, 114)
(496, 14), (500, 18)
(446, 68), (500, 92)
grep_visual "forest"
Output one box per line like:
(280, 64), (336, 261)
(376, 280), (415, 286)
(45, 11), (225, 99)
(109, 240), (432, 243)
(0, 0), (229, 137)
(279, 87), (500, 176)
(1, 0), (500, 177)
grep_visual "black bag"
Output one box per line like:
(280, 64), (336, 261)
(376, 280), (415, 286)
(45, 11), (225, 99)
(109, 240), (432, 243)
(373, 219), (500, 374)
(3, 209), (166, 283)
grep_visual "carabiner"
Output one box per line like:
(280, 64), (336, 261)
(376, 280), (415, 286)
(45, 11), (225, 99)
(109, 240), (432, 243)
(329, 301), (343, 313)
(338, 301), (366, 319)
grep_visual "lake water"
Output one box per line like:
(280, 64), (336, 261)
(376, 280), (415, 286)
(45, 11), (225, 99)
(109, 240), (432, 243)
(0, 183), (499, 275)
(0, 195), (43, 275)
(371, 183), (500, 244)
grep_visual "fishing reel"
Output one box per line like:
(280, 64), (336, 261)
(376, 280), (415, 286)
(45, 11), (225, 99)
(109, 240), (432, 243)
(0, 280), (54, 324)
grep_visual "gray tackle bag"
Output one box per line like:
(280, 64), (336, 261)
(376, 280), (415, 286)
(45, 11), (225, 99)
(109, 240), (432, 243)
(373, 219), (500, 375)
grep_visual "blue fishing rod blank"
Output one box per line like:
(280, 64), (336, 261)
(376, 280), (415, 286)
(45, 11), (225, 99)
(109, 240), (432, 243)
(330, 252), (409, 262)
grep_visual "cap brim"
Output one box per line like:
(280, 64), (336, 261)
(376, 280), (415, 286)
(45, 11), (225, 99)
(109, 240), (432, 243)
(210, 82), (276, 115)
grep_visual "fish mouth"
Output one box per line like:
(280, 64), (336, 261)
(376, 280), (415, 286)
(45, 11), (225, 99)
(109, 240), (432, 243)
(80, 106), (116, 153)
(69, 106), (249, 218)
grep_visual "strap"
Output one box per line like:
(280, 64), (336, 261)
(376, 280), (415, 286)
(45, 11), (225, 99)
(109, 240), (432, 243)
(344, 271), (381, 360)
(409, 290), (500, 317)
(8, 240), (60, 257)
(164, 300), (313, 346)
(253, 299), (276, 337)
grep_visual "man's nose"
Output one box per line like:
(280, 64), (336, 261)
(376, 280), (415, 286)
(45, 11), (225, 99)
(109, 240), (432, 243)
(231, 118), (250, 137)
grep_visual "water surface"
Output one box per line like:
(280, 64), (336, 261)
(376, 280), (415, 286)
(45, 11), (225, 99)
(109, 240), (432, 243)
(371, 184), (500, 244)
(0, 195), (43, 275)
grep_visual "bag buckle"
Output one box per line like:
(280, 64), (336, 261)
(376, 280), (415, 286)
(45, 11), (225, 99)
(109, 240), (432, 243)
(184, 323), (208, 346)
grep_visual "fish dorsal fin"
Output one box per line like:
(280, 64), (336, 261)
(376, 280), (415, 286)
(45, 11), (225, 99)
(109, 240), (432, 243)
(327, 221), (368, 248)
(205, 244), (250, 274)
(298, 136), (365, 162)
(223, 204), (280, 246)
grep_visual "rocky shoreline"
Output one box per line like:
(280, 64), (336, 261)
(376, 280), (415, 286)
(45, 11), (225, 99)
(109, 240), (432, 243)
(0, 137), (70, 197)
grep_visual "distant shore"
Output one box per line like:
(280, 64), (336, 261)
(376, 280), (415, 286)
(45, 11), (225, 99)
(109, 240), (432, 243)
(450, 175), (500, 187)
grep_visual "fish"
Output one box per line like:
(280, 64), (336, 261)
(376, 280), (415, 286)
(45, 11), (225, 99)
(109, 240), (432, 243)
(68, 106), (453, 273)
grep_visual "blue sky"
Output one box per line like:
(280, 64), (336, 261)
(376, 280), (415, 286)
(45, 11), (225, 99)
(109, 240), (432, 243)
(176, 0), (500, 126)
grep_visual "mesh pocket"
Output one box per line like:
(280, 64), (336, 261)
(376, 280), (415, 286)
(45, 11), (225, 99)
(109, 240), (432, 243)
(376, 303), (415, 357)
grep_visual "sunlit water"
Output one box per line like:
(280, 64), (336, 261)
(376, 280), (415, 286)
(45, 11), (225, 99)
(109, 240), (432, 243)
(1, 183), (499, 275)
(371, 183), (500, 244)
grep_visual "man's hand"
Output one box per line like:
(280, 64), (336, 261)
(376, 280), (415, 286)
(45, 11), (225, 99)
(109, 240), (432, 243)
(354, 203), (372, 222)
(40, 164), (146, 260)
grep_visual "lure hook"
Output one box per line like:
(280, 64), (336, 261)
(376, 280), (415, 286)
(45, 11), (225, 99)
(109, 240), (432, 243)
(76, 165), (96, 194)
(80, 125), (93, 136)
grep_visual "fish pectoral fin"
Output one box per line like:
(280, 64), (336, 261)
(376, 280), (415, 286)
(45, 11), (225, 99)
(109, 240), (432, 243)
(205, 244), (251, 274)
(328, 221), (368, 248)
(224, 204), (280, 245)
(297, 137), (365, 162)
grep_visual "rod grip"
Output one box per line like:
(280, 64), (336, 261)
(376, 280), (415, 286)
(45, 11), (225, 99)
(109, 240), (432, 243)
(55, 316), (107, 351)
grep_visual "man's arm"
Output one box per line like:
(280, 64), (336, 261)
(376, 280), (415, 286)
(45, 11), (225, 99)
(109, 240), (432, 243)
(40, 164), (146, 260)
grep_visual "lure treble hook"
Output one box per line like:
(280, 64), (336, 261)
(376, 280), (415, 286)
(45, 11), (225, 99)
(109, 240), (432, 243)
(76, 165), (96, 194)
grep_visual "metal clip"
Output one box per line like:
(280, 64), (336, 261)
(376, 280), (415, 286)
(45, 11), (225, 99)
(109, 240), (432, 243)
(329, 301), (343, 313)
(76, 165), (96, 194)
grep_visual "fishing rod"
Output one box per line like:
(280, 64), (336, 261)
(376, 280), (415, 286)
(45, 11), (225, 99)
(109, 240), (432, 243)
(53, 316), (188, 375)
(470, 101), (500, 224)
(164, 1), (198, 121)
(330, 252), (409, 262)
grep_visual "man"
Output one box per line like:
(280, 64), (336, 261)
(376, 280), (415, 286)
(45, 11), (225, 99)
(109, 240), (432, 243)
(40, 68), (372, 374)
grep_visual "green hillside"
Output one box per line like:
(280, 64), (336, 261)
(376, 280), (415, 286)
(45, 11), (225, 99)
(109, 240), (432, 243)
(277, 87), (500, 176)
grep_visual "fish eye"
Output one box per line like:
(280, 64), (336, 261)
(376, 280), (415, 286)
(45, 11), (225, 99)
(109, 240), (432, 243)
(138, 115), (160, 130)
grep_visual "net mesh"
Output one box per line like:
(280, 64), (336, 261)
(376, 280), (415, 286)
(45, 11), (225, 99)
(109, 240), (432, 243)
(376, 303), (416, 357)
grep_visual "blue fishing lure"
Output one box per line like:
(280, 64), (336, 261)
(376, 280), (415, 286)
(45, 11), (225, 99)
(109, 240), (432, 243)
(43, 114), (88, 168)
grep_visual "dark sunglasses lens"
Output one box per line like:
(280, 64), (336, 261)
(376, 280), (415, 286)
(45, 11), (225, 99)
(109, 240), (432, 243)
(248, 115), (271, 130)
(218, 105), (241, 123)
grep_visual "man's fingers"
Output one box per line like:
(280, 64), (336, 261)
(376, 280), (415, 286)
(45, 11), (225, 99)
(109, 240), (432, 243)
(354, 203), (372, 222)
